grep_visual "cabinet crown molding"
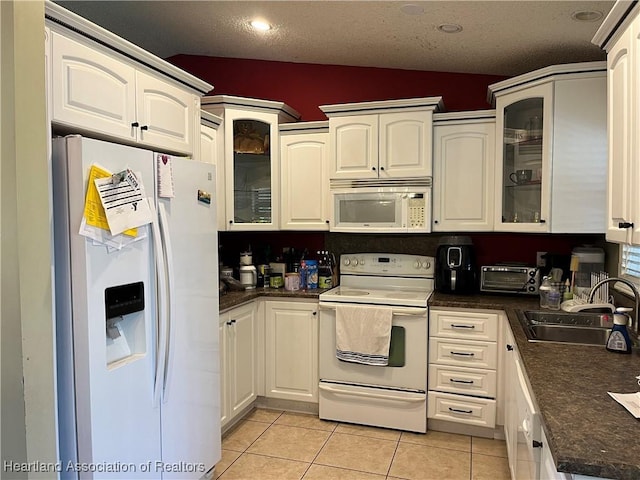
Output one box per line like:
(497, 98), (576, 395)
(201, 95), (301, 123)
(592, 0), (640, 50)
(201, 111), (223, 129)
(434, 110), (496, 124)
(320, 97), (444, 117)
(280, 121), (329, 134)
(487, 61), (606, 106)
(45, 0), (213, 95)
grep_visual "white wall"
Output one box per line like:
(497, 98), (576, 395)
(1, 1), (57, 478)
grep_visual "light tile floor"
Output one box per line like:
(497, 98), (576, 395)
(216, 408), (510, 480)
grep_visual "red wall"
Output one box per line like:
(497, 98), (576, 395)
(168, 55), (508, 121)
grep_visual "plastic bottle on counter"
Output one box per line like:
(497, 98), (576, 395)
(299, 260), (308, 290)
(606, 307), (633, 354)
(306, 260), (318, 289)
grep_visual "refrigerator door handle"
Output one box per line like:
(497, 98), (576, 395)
(150, 200), (168, 408)
(158, 202), (175, 402)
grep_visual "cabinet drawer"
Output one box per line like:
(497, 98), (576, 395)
(429, 309), (498, 341)
(429, 337), (497, 369)
(428, 364), (497, 398)
(428, 391), (496, 428)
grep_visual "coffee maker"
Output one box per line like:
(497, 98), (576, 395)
(435, 236), (477, 294)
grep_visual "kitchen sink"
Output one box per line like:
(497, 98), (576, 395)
(516, 310), (614, 346)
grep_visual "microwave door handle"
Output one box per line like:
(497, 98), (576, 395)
(451, 270), (457, 291)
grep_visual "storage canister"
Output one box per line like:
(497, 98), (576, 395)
(306, 260), (318, 289)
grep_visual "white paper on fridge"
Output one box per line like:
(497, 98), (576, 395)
(156, 153), (175, 198)
(94, 170), (154, 235)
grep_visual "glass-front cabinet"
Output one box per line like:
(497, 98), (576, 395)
(495, 83), (552, 232)
(201, 96), (300, 231)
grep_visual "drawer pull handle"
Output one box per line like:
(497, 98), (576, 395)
(448, 407), (473, 414)
(451, 324), (475, 329)
(450, 351), (475, 357)
(449, 378), (474, 384)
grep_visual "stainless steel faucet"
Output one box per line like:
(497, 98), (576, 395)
(588, 277), (639, 338)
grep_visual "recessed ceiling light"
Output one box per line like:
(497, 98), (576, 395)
(401, 4), (425, 16)
(250, 20), (271, 31)
(571, 10), (603, 22)
(437, 23), (463, 34)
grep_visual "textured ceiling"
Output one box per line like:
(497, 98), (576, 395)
(54, 0), (614, 76)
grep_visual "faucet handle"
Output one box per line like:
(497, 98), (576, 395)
(615, 307), (633, 314)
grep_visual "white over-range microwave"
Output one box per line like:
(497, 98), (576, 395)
(330, 180), (431, 233)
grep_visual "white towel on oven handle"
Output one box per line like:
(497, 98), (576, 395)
(335, 304), (392, 366)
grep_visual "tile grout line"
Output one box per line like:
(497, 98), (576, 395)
(299, 421), (338, 479)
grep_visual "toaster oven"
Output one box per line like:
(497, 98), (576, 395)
(480, 265), (540, 295)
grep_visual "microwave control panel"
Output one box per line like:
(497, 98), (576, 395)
(408, 195), (426, 229)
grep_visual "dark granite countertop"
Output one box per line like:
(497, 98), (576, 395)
(430, 292), (640, 480)
(219, 287), (329, 312)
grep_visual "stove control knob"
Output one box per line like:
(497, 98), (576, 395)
(351, 258), (358, 266)
(343, 258), (350, 266)
(423, 261), (431, 269)
(414, 260), (421, 269)
(359, 258), (365, 265)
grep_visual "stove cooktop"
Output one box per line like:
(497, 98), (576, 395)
(319, 285), (432, 308)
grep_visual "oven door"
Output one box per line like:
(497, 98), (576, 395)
(331, 189), (406, 233)
(318, 303), (427, 390)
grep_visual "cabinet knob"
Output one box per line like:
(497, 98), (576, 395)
(131, 122), (139, 128)
(226, 321), (233, 326)
(229, 220), (233, 224)
(325, 220), (330, 224)
(539, 219), (546, 224)
(532, 440), (543, 448)
(380, 166), (384, 171)
(618, 222), (634, 229)
(434, 220), (439, 224)
(506, 344), (514, 351)
(371, 167), (376, 171)
(140, 125), (149, 131)
(312, 311), (317, 315)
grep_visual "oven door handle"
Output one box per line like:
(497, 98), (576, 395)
(318, 304), (427, 317)
(319, 383), (425, 402)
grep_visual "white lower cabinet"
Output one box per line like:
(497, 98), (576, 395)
(219, 302), (258, 428)
(428, 308), (501, 430)
(265, 300), (319, 402)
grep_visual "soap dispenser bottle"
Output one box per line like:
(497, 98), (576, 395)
(606, 307), (633, 354)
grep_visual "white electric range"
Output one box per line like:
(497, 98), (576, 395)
(318, 253), (435, 433)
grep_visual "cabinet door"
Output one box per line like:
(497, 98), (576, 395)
(51, 31), (137, 140)
(606, 28), (633, 243)
(265, 301), (318, 402)
(201, 123), (226, 231)
(280, 132), (330, 230)
(495, 83), (553, 232)
(225, 109), (280, 230)
(503, 328), (518, 480)
(219, 313), (230, 427)
(228, 304), (257, 418)
(433, 121), (495, 231)
(329, 115), (378, 179)
(379, 111), (432, 177)
(135, 70), (196, 155)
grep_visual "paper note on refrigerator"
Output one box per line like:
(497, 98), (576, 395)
(82, 164), (137, 237)
(157, 153), (175, 198)
(94, 169), (154, 235)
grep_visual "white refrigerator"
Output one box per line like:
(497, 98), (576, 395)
(52, 136), (220, 479)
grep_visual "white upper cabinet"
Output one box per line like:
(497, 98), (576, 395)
(320, 98), (443, 181)
(488, 62), (607, 233)
(201, 95), (300, 231)
(46, 2), (211, 155)
(433, 111), (496, 232)
(280, 122), (330, 230)
(200, 111), (225, 230)
(594, 3), (640, 244)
